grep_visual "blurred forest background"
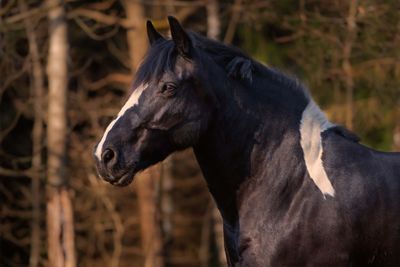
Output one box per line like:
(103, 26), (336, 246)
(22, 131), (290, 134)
(0, 0), (399, 266)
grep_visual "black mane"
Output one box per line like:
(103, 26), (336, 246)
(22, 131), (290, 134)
(134, 32), (309, 101)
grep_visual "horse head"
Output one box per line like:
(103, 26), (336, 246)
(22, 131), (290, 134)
(94, 17), (217, 186)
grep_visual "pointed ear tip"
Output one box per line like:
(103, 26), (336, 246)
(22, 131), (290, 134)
(167, 16), (179, 23)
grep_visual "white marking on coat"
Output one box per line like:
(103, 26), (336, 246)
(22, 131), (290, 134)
(300, 100), (335, 197)
(95, 83), (147, 160)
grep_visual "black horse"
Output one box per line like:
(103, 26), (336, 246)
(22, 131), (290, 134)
(94, 17), (400, 266)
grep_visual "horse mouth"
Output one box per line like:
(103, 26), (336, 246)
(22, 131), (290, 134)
(99, 160), (151, 187)
(109, 170), (136, 187)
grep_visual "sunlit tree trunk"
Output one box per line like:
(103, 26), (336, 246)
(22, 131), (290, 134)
(123, 1), (164, 267)
(206, 0), (220, 40)
(46, 1), (76, 267)
(124, 0), (148, 74)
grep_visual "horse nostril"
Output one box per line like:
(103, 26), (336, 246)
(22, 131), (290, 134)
(102, 148), (115, 165)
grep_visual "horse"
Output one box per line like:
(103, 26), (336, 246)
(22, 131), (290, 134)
(94, 16), (400, 266)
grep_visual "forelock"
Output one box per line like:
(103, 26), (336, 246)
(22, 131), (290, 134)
(134, 39), (177, 87)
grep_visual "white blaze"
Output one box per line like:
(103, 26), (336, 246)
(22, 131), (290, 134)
(300, 100), (335, 197)
(95, 83), (147, 160)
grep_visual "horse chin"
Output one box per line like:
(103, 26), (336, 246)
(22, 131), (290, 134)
(109, 169), (137, 187)
(108, 159), (160, 187)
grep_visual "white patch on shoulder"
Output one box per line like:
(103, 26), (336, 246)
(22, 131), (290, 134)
(300, 100), (335, 197)
(95, 83), (147, 160)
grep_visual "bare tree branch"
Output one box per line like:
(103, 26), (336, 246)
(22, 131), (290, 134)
(2, 1), (56, 25)
(0, 0), (17, 17)
(0, 167), (30, 177)
(19, 1), (45, 266)
(68, 8), (129, 28)
(83, 72), (132, 91)
(72, 15), (120, 40)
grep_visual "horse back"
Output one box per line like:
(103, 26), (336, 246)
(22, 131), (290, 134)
(235, 130), (400, 266)
(322, 130), (400, 265)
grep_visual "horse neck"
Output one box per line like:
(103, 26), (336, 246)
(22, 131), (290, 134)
(193, 76), (311, 224)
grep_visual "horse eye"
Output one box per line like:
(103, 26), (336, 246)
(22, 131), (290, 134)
(160, 83), (177, 97)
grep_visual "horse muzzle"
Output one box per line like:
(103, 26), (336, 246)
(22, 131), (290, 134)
(93, 146), (138, 187)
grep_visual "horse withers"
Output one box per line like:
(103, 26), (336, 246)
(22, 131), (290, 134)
(94, 17), (400, 266)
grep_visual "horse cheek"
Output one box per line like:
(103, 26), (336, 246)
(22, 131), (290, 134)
(171, 122), (201, 149)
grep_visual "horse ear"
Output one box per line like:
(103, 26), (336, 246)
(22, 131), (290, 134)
(146, 20), (165, 45)
(167, 16), (192, 56)
(227, 57), (253, 82)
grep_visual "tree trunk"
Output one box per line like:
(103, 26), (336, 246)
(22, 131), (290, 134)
(206, 3), (227, 265)
(224, 0), (242, 44)
(19, 1), (44, 266)
(213, 207), (226, 266)
(123, 2), (164, 267)
(124, 0), (148, 74)
(199, 202), (212, 267)
(160, 156), (174, 260)
(394, 124), (400, 151)
(206, 0), (220, 40)
(46, 1), (76, 267)
(342, 0), (358, 130)
(135, 168), (164, 267)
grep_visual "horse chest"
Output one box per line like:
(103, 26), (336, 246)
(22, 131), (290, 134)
(235, 183), (353, 266)
(236, 215), (351, 267)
